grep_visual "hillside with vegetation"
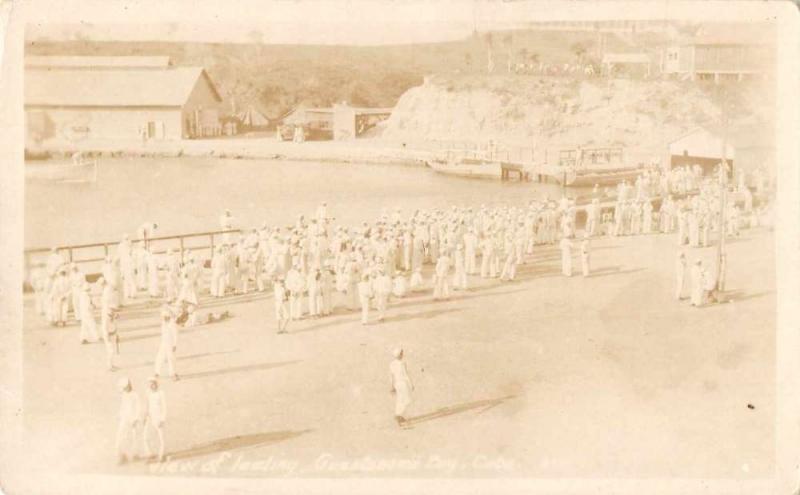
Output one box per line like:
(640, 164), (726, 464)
(26, 29), (630, 120)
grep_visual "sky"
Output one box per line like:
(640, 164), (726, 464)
(21, 0), (781, 46)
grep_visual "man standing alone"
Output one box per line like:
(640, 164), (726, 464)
(559, 236), (572, 277)
(390, 348), (414, 427)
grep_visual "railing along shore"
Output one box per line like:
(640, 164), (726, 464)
(24, 229), (242, 288)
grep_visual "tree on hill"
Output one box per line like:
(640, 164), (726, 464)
(503, 33), (514, 73)
(484, 32), (495, 74)
(517, 47), (528, 70)
(570, 41), (589, 65)
(247, 30), (264, 45)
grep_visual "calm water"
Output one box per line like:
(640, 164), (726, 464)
(25, 157), (577, 249)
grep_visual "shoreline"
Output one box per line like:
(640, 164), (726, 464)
(26, 137), (434, 169)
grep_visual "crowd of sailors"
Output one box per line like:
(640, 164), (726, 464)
(27, 163), (774, 458)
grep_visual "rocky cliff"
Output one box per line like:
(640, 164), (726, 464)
(383, 74), (770, 158)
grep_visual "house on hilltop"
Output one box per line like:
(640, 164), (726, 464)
(660, 22), (775, 83)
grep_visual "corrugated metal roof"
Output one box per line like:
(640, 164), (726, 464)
(25, 67), (222, 107)
(688, 22), (774, 46)
(25, 56), (172, 68)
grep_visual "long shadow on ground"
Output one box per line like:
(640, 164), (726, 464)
(587, 266), (646, 278)
(180, 360), (300, 380)
(167, 429), (313, 461)
(718, 289), (774, 304)
(120, 349), (240, 370)
(404, 395), (516, 427)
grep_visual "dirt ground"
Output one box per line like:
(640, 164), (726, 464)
(20, 227), (775, 479)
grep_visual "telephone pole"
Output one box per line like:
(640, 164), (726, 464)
(715, 86), (731, 292)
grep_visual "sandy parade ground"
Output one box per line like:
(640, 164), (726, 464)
(20, 223), (776, 479)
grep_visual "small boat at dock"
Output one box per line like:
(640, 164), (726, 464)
(426, 157), (503, 179)
(426, 157), (526, 180)
(559, 166), (648, 187)
(26, 152), (98, 182)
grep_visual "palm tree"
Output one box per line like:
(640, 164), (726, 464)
(518, 47), (528, 72)
(484, 32), (495, 74)
(570, 41), (588, 65)
(503, 33), (514, 73)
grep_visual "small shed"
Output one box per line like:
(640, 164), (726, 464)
(236, 106), (270, 130)
(668, 127), (735, 175)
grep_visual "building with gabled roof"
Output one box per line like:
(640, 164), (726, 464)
(25, 58), (223, 146)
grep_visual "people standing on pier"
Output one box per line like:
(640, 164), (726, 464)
(118, 235), (137, 302)
(78, 283), (99, 344)
(208, 246), (225, 298)
(154, 309), (179, 381)
(675, 251), (687, 300)
(273, 277), (290, 334)
(452, 243), (468, 290)
(136, 221), (158, 247)
(69, 263), (84, 323)
(690, 259), (704, 307)
(116, 377), (142, 464)
(580, 234), (591, 277)
(178, 270), (199, 328)
(374, 268), (393, 322)
(143, 376), (168, 462)
(586, 199), (599, 237)
(164, 249), (181, 301)
(433, 249), (452, 300)
(479, 233), (495, 279)
(307, 269), (321, 318)
(100, 306), (119, 371)
(30, 265), (48, 317)
(559, 236), (573, 277)
(220, 209), (236, 244)
(642, 200), (653, 234)
(50, 267), (71, 327)
(320, 265), (334, 316)
(103, 256), (123, 308)
(357, 273), (373, 325)
(145, 246), (161, 298)
(393, 270), (408, 298)
(286, 263), (306, 320)
(97, 277), (115, 335)
(500, 236), (518, 282)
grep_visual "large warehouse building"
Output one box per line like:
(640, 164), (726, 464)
(25, 56), (223, 147)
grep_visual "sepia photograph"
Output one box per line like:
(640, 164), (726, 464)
(0, 1), (798, 494)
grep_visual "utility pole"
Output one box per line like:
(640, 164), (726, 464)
(715, 87), (730, 292)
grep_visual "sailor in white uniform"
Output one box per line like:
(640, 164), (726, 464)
(143, 376), (168, 462)
(389, 348), (414, 427)
(116, 377), (142, 464)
